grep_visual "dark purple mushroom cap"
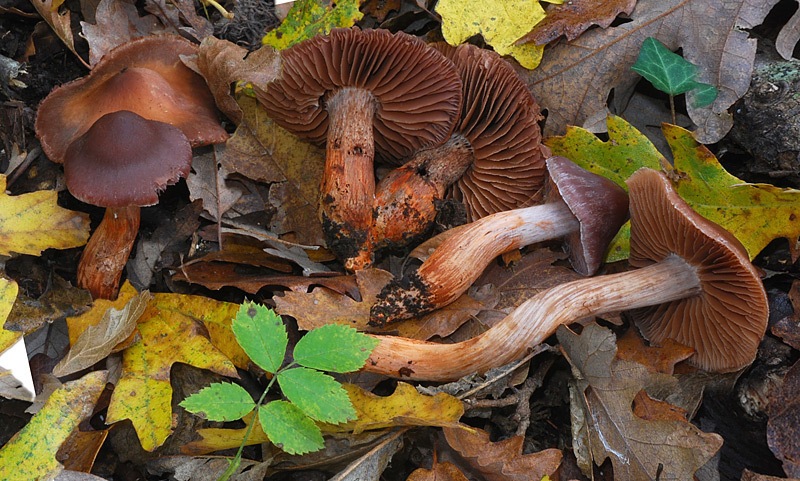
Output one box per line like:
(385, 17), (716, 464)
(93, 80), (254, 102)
(441, 43), (550, 220)
(545, 156), (629, 276)
(255, 28), (462, 162)
(35, 35), (228, 164)
(64, 111), (192, 208)
(626, 168), (768, 372)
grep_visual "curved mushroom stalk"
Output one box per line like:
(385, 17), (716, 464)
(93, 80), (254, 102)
(77, 206), (141, 300)
(366, 255), (701, 381)
(363, 168), (768, 380)
(370, 157), (628, 325)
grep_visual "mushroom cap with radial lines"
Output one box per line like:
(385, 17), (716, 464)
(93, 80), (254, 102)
(626, 168), (768, 372)
(545, 156), (629, 276)
(64, 111), (193, 208)
(254, 28), (463, 163)
(439, 43), (549, 220)
(35, 34), (228, 164)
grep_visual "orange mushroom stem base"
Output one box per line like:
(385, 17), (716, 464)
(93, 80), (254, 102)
(321, 87), (377, 271)
(372, 135), (474, 254)
(77, 205), (141, 300)
(365, 255), (702, 381)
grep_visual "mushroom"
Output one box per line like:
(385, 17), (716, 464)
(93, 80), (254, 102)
(254, 28), (462, 271)
(370, 156), (629, 325)
(363, 168), (768, 380)
(370, 42), (549, 255)
(35, 34), (228, 164)
(64, 111), (193, 300)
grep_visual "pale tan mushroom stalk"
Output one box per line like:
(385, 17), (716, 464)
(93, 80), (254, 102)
(370, 157), (629, 325)
(364, 168), (768, 380)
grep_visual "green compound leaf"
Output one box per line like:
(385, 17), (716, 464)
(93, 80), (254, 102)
(262, 0), (363, 51)
(232, 301), (287, 374)
(632, 37), (718, 104)
(277, 367), (356, 424)
(294, 324), (379, 373)
(180, 382), (255, 422)
(259, 400), (324, 455)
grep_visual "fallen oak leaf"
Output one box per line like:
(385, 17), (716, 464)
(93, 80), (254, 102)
(442, 425), (562, 481)
(516, 0), (637, 45)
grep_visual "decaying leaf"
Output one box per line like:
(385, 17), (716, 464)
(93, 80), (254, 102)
(519, 0), (780, 143)
(262, 0), (363, 50)
(435, 0), (548, 69)
(558, 323), (722, 479)
(220, 96), (326, 245)
(105, 293), (240, 451)
(186, 151), (244, 222)
(767, 359), (800, 477)
(80, 0), (160, 66)
(407, 461), (469, 481)
(0, 174), (90, 257)
(0, 370), (107, 481)
(53, 291), (152, 377)
(29, 0), (89, 68)
(776, 6), (800, 60)
(517, 0), (637, 45)
(615, 328), (694, 375)
(547, 116), (800, 260)
(4, 272), (93, 333)
(442, 425), (562, 481)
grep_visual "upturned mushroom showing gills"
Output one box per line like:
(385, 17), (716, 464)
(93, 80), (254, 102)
(64, 111), (193, 300)
(363, 168), (768, 381)
(255, 28), (462, 271)
(370, 43), (549, 255)
(370, 156), (629, 325)
(35, 34), (228, 164)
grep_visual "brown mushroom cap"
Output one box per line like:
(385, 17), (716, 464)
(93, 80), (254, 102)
(64, 110), (193, 208)
(546, 156), (629, 276)
(440, 43), (549, 220)
(626, 168), (768, 372)
(35, 34), (228, 164)
(255, 28), (462, 162)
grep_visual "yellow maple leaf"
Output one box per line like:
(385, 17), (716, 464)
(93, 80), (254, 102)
(105, 293), (241, 451)
(0, 371), (107, 480)
(0, 174), (90, 256)
(436, 0), (550, 69)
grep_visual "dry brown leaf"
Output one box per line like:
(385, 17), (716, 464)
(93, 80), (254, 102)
(186, 151), (244, 222)
(407, 461), (469, 481)
(29, 0), (89, 68)
(741, 469), (800, 481)
(81, 0), (160, 66)
(517, 0), (637, 45)
(558, 323), (723, 479)
(615, 328), (695, 375)
(143, 0), (213, 41)
(196, 37), (281, 124)
(442, 426), (562, 481)
(518, 0), (781, 143)
(767, 358), (800, 478)
(219, 96), (326, 245)
(776, 6), (800, 60)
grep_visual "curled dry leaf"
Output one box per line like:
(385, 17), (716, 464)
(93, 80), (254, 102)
(80, 0), (160, 66)
(516, 0), (638, 45)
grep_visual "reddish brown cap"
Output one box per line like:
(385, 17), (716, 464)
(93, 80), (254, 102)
(255, 28), (462, 162)
(64, 111), (192, 208)
(545, 156), (628, 276)
(626, 168), (768, 372)
(35, 34), (228, 164)
(440, 43), (550, 220)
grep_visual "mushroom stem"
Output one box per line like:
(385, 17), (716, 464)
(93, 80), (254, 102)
(365, 254), (701, 381)
(321, 87), (377, 271)
(370, 201), (580, 324)
(77, 206), (141, 300)
(371, 135), (474, 253)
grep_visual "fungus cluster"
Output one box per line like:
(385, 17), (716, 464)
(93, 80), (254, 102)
(363, 167), (768, 381)
(35, 35), (228, 299)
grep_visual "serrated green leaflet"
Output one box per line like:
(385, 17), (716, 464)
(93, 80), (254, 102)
(232, 302), (287, 373)
(277, 367), (355, 424)
(259, 400), (324, 455)
(632, 37), (699, 96)
(180, 382), (255, 422)
(294, 324), (379, 373)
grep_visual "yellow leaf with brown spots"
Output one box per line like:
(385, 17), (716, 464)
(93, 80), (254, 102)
(106, 295), (239, 451)
(66, 281), (139, 345)
(0, 371), (107, 481)
(0, 277), (20, 354)
(0, 174), (90, 256)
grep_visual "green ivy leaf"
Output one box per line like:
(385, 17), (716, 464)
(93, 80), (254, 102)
(690, 82), (718, 108)
(294, 324), (379, 373)
(232, 302), (287, 374)
(259, 400), (324, 455)
(631, 37), (718, 103)
(277, 367), (355, 424)
(262, 0), (363, 51)
(179, 382), (255, 422)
